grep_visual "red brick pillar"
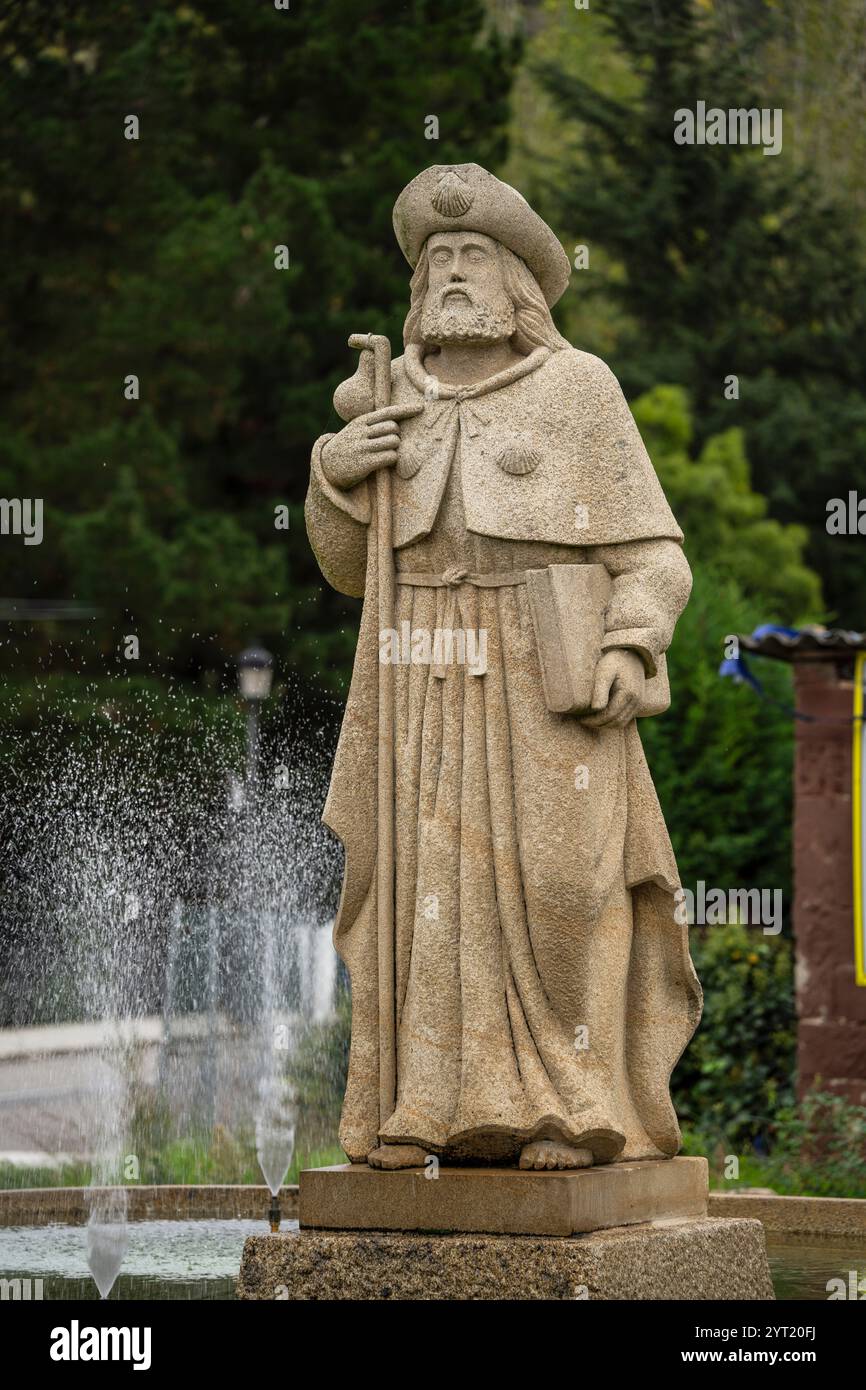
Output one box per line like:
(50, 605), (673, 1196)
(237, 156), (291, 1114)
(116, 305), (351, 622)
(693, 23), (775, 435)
(793, 662), (866, 1105)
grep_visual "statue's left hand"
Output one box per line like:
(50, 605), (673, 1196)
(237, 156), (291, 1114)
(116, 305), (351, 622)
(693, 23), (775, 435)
(581, 650), (646, 729)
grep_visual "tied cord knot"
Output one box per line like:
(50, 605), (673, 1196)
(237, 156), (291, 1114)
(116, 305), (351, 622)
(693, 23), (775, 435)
(434, 568), (471, 680)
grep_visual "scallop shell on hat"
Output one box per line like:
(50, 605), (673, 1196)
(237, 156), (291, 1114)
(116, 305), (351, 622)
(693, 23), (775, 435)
(431, 170), (474, 218)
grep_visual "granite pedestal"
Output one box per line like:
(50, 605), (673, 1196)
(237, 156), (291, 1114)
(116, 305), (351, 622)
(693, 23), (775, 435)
(237, 1157), (775, 1300)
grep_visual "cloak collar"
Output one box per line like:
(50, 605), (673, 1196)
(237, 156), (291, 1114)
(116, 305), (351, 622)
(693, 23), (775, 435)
(403, 343), (551, 403)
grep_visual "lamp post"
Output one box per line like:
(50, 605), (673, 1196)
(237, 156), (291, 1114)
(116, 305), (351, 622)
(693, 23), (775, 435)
(237, 645), (273, 793)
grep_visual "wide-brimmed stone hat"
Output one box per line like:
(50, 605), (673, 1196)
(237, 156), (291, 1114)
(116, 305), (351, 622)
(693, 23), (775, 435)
(393, 163), (571, 308)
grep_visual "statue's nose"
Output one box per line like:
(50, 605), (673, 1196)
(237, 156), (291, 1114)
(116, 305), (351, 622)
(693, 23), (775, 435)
(448, 270), (466, 282)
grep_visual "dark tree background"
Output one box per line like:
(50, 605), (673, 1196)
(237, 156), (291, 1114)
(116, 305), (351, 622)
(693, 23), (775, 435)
(0, 0), (518, 696)
(537, 0), (866, 628)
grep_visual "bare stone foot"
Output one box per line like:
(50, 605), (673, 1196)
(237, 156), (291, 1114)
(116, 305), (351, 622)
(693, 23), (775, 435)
(367, 1144), (429, 1170)
(519, 1139), (593, 1170)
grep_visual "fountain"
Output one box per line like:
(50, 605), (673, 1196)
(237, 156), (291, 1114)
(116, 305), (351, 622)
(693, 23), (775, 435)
(86, 1188), (129, 1300)
(0, 675), (343, 1297)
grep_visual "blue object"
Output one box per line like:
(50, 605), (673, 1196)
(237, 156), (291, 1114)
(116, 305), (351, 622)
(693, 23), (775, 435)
(718, 624), (802, 694)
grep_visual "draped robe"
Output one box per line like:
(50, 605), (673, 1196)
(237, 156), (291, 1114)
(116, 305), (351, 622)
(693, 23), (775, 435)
(305, 344), (702, 1165)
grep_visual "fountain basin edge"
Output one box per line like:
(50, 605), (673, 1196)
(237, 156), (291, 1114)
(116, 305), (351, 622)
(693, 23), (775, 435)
(0, 1184), (299, 1227)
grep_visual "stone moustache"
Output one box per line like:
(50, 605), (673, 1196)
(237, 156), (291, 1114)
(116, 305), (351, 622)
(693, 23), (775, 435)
(305, 162), (701, 1174)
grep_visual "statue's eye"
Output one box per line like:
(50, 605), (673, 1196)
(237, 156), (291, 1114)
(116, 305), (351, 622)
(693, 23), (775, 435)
(431, 251), (451, 267)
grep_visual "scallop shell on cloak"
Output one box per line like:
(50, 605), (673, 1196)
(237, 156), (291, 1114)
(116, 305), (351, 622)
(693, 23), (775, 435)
(495, 439), (541, 476)
(396, 441), (424, 479)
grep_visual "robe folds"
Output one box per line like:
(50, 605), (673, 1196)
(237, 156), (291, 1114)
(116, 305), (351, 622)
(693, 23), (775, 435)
(305, 345), (702, 1165)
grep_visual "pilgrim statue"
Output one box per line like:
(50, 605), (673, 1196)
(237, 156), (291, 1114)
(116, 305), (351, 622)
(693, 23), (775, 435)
(305, 163), (701, 1172)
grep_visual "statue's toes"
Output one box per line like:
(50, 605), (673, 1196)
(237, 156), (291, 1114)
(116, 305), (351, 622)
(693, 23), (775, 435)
(519, 1140), (554, 1169)
(367, 1143), (427, 1170)
(520, 1139), (593, 1170)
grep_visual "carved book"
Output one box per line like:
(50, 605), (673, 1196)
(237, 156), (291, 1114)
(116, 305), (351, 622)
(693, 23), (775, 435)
(526, 563), (670, 718)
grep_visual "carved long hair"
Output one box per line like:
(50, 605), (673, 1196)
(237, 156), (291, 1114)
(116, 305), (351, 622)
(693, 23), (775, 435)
(403, 242), (571, 355)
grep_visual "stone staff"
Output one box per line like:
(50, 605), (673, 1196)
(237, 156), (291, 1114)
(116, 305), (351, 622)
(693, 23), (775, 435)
(346, 331), (396, 1125)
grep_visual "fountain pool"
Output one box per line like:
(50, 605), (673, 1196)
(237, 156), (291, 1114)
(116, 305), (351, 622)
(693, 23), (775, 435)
(1, 1212), (863, 1301)
(0, 1218), (280, 1300)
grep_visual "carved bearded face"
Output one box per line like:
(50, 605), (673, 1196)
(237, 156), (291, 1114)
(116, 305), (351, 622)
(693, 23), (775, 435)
(419, 231), (516, 346)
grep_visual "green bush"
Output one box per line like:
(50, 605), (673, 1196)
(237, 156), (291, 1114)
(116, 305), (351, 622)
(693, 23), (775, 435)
(760, 1090), (866, 1199)
(673, 922), (796, 1147)
(683, 1091), (866, 1199)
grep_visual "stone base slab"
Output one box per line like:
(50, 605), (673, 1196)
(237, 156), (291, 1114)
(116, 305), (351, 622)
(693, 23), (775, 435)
(237, 1217), (775, 1300)
(299, 1156), (708, 1237)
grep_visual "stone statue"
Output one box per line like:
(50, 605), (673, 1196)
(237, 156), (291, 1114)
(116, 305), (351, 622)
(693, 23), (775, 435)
(305, 163), (701, 1174)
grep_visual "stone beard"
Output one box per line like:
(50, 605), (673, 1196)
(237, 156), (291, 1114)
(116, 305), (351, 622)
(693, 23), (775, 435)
(306, 171), (701, 1174)
(419, 278), (516, 346)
